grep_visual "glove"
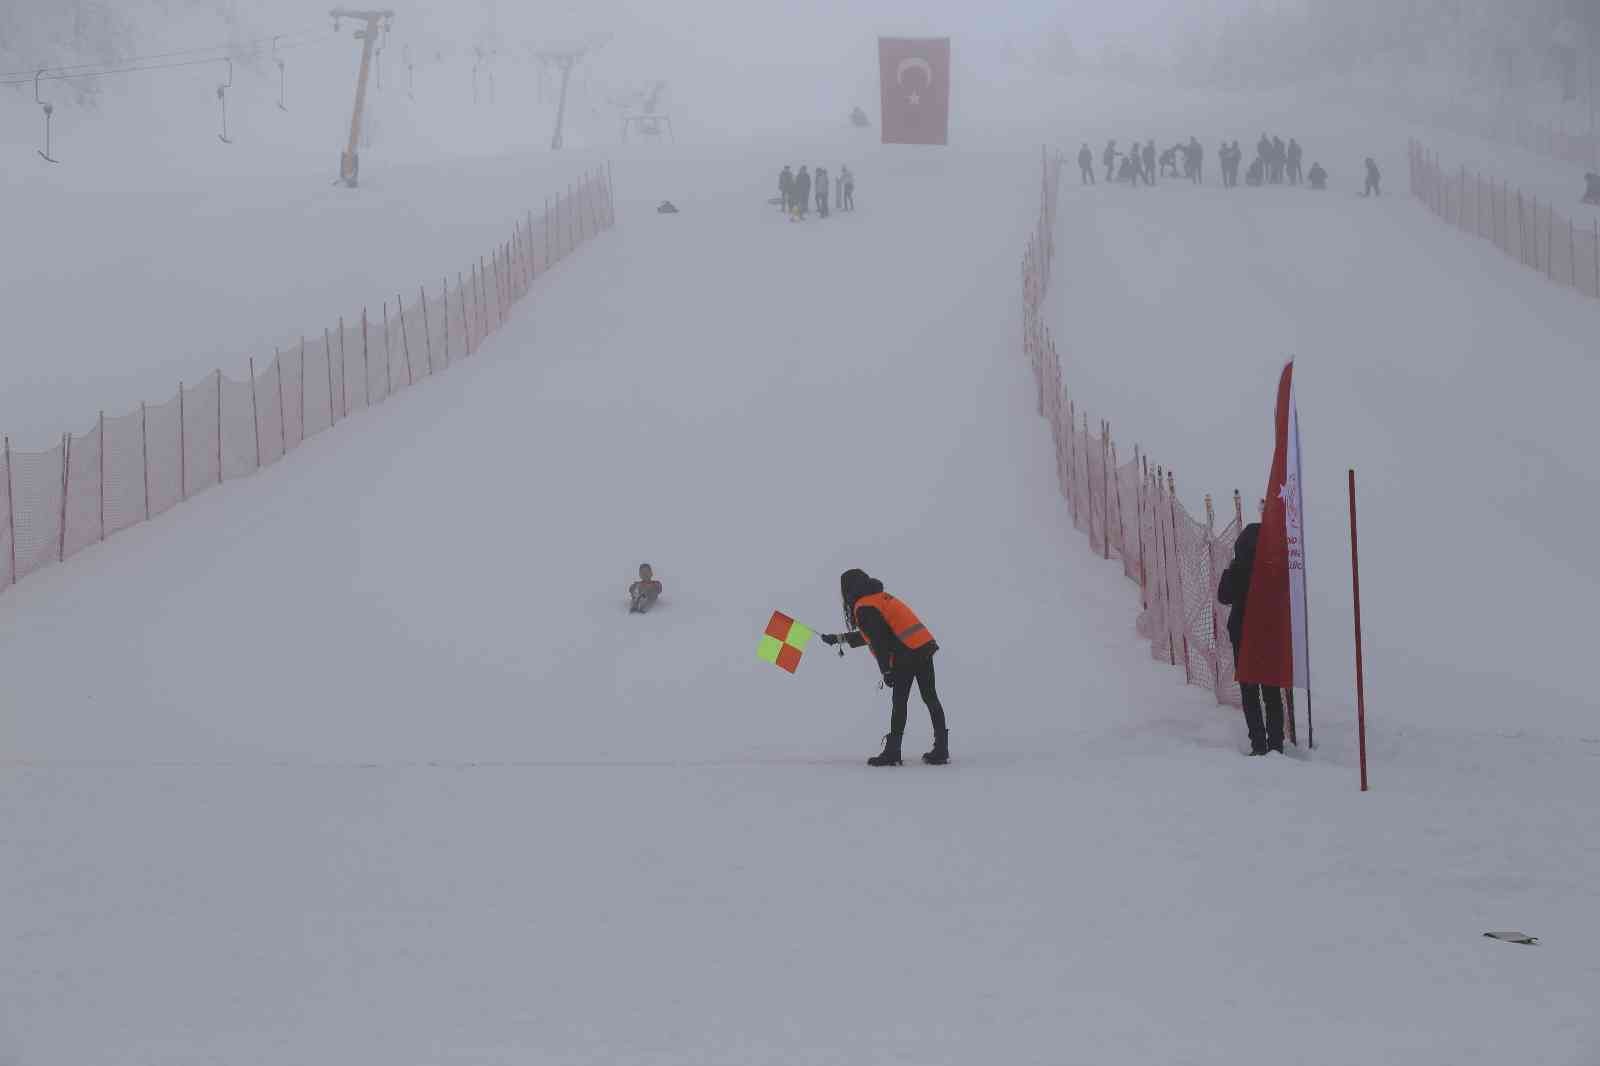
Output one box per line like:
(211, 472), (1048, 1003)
(881, 672), (896, 688)
(820, 633), (839, 646)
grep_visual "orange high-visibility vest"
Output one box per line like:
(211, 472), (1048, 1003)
(853, 592), (935, 655)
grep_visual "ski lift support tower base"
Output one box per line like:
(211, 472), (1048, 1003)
(332, 7), (394, 187)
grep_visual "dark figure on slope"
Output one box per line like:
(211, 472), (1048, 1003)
(1308, 162), (1327, 190)
(794, 165), (812, 218)
(1118, 153), (1139, 186)
(820, 569), (950, 767)
(1188, 137), (1204, 184)
(1286, 138), (1303, 185)
(841, 165), (855, 211)
(779, 165), (794, 213)
(1364, 157), (1381, 197)
(1245, 156), (1265, 187)
(1079, 143), (1095, 184)
(815, 166), (830, 217)
(1143, 140), (1157, 186)
(1272, 136), (1287, 183)
(1159, 144), (1180, 178)
(1103, 139), (1120, 183)
(1217, 524), (1285, 755)
(629, 563), (663, 612)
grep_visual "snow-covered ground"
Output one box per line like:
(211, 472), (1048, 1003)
(2, 53), (1598, 1066)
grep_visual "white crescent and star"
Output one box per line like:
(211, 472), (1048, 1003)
(895, 56), (934, 105)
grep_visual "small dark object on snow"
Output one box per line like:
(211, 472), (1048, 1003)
(657, 201), (679, 214)
(1583, 172), (1600, 205)
(629, 563), (663, 613)
(1308, 162), (1327, 190)
(1483, 931), (1538, 945)
(850, 106), (870, 128)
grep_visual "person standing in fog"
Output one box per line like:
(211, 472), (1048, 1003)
(1217, 524), (1285, 756)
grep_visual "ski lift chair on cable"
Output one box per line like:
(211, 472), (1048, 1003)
(216, 58), (234, 143)
(35, 70), (59, 163)
(273, 36), (288, 111)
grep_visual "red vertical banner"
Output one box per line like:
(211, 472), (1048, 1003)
(1238, 361), (1310, 691)
(879, 37), (950, 146)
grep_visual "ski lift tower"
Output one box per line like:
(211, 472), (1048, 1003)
(535, 45), (587, 150)
(332, 7), (394, 187)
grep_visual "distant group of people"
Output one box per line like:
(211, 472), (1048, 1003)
(1078, 133), (1376, 197)
(778, 164), (855, 220)
(1082, 138), (1206, 187)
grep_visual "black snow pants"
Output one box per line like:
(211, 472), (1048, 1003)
(1240, 683), (1285, 752)
(888, 651), (948, 737)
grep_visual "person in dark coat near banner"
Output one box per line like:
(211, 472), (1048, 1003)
(1364, 156), (1382, 197)
(820, 568), (950, 767)
(1217, 523), (1285, 755)
(793, 166), (812, 218)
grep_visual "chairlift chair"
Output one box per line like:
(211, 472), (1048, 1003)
(35, 70), (59, 163)
(273, 36), (288, 111)
(216, 58), (234, 144)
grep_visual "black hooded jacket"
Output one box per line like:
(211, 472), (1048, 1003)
(836, 568), (938, 676)
(1216, 523), (1260, 655)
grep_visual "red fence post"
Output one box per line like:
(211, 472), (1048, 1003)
(98, 410), (105, 542)
(58, 433), (70, 561)
(275, 347), (287, 456)
(370, 305), (382, 403)
(399, 293), (415, 386)
(249, 356), (261, 470)
(419, 286), (433, 376)
(337, 318), (349, 418)
(1167, 471), (1192, 684)
(140, 402), (149, 520)
(179, 382), (187, 500)
(1350, 468), (1369, 792)
(4, 436), (14, 585)
(324, 330), (334, 426)
(215, 368), (222, 484)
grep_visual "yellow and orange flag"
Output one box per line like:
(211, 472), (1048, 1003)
(757, 611), (814, 674)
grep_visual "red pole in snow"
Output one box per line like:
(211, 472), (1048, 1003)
(58, 433), (70, 561)
(215, 369), (222, 485)
(179, 382), (187, 500)
(419, 286), (433, 377)
(370, 305), (381, 404)
(398, 293), (415, 386)
(324, 330), (335, 427)
(275, 348), (286, 456)
(140, 403), (149, 521)
(98, 410), (105, 541)
(249, 357), (261, 470)
(1349, 469), (1370, 792)
(4, 435), (15, 586)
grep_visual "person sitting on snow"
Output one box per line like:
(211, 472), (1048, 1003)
(629, 563), (663, 613)
(1308, 162), (1328, 191)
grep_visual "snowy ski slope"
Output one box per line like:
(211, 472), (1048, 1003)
(2, 68), (1597, 1066)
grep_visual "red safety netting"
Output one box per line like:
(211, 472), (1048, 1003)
(1022, 148), (1243, 712)
(0, 166), (617, 596)
(1410, 139), (1600, 303)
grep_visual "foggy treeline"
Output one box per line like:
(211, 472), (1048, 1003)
(1170, 0), (1600, 101)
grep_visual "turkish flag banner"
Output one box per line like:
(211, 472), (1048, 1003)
(1237, 361), (1311, 690)
(879, 37), (951, 146)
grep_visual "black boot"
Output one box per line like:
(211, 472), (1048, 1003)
(867, 733), (903, 767)
(922, 729), (950, 765)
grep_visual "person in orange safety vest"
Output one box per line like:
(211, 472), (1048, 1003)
(820, 568), (950, 767)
